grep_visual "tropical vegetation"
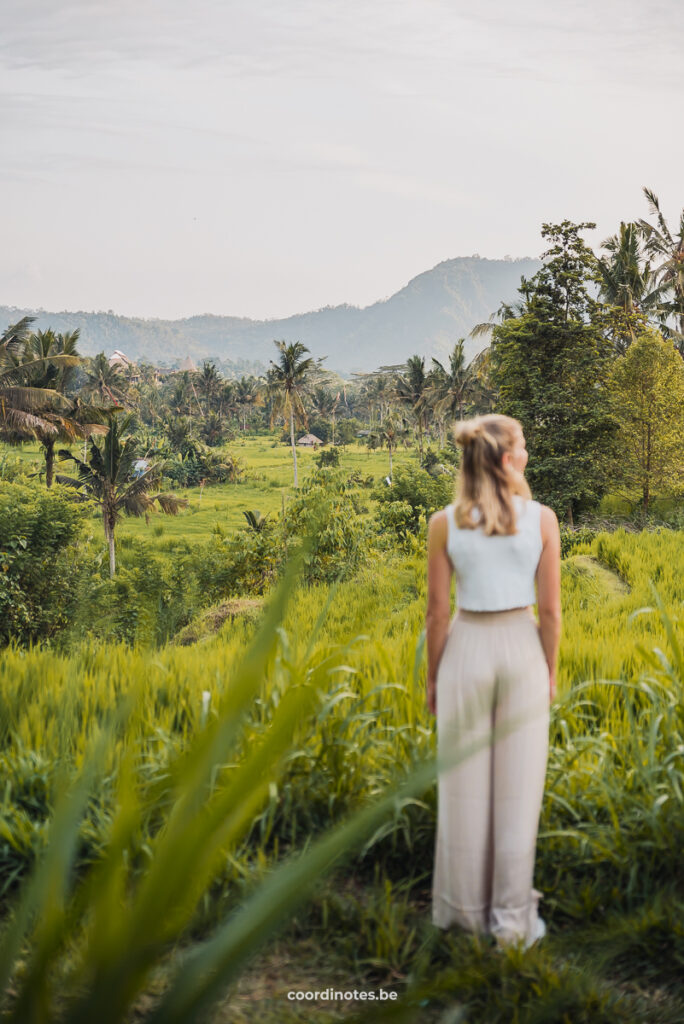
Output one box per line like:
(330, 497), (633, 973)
(1, 190), (683, 1022)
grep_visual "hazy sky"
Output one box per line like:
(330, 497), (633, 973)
(1, 0), (682, 320)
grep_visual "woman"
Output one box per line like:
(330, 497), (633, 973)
(426, 414), (561, 949)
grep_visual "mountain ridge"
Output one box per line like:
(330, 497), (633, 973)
(1, 256), (541, 376)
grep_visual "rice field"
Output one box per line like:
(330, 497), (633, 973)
(0, 441), (683, 1021)
(0, 436), (409, 542)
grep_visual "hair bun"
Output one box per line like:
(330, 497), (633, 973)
(453, 418), (487, 447)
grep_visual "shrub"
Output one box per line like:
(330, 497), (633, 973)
(0, 452), (33, 483)
(376, 500), (416, 546)
(280, 469), (370, 584)
(193, 527), (281, 600)
(421, 445), (441, 471)
(346, 470), (375, 488)
(315, 447), (340, 468)
(560, 526), (598, 558)
(66, 542), (199, 648)
(163, 444), (243, 487)
(373, 465), (454, 534)
(0, 482), (86, 647)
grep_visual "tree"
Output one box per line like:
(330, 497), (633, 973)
(394, 356), (429, 459)
(166, 416), (195, 455)
(196, 361), (221, 416)
(266, 341), (315, 487)
(310, 386), (336, 421)
(200, 411), (224, 447)
(233, 376), (262, 431)
(373, 463), (454, 533)
(20, 329), (108, 487)
(81, 352), (128, 405)
(352, 370), (396, 431)
(490, 221), (619, 524)
(638, 188), (684, 355)
(466, 347), (498, 414)
(0, 317), (81, 441)
(0, 481), (85, 646)
(607, 329), (684, 513)
(57, 413), (187, 577)
(335, 417), (359, 447)
(369, 413), (408, 482)
(370, 374), (393, 426)
(168, 376), (194, 418)
(427, 340), (480, 444)
(596, 222), (660, 353)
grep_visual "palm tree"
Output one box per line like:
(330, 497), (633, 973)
(19, 329), (109, 486)
(466, 347), (498, 413)
(200, 411), (224, 447)
(393, 355), (429, 459)
(598, 223), (654, 312)
(370, 413), (408, 482)
(468, 287), (529, 344)
(243, 509), (269, 532)
(34, 400), (110, 488)
(166, 416), (195, 456)
(27, 328), (81, 390)
(427, 340), (480, 443)
(596, 222), (659, 353)
(0, 318), (82, 449)
(353, 369), (404, 431)
(234, 376), (262, 431)
(371, 374), (394, 426)
(638, 188), (684, 355)
(266, 341), (315, 487)
(196, 361), (221, 416)
(310, 386), (336, 421)
(166, 375), (196, 418)
(57, 413), (187, 576)
(81, 352), (128, 405)
(308, 384), (342, 442)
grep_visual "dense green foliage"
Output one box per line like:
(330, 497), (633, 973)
(280, 467), (371, 583)
(607, 329), (684, 511)
(491, 223), (619, 523)
(372, 464), (454, 535)
(0, 483), (85, 646)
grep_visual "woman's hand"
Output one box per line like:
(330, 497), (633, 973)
(426, 678), (437, 716)
(548, 668), (556, 703)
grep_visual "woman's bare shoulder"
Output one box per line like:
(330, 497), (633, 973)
(428, 506), (450, 525)
(427, 507), (450, 546)
(538, 505), (560, 544)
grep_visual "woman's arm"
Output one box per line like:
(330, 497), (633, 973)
(535, 505), (562, 701)
(425, 510), (453, 715)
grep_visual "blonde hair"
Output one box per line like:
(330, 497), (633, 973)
(451, 414), (532, 535)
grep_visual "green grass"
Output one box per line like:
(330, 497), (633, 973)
(1, 435), (683, 1021)
(0, 437), (413, 544)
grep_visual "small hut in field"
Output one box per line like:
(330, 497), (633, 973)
(297, 433), (323, 449)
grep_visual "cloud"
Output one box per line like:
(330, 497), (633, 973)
(0, 0), (681, 318)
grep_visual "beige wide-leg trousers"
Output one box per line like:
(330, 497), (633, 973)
(431, 606), (550, 946)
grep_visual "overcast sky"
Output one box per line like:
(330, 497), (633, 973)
(1, 0), (682, 320)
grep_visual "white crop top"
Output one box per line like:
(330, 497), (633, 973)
(444, 495), (543, 611)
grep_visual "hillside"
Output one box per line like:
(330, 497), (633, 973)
(0, 256), (540, 376)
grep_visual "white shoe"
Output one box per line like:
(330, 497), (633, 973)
(524, 916), (546, 950)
